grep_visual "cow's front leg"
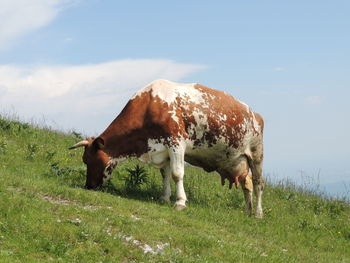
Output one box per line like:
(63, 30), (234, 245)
(169, 145), (187, 211)
(159, 164), (171, 203)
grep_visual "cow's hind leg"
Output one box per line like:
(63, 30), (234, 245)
(168, 144), (187, 211)
(159, 163), (171, 203)
(246, 147), (264, 218)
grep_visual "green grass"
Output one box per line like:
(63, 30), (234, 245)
(0, 116), (349, 263)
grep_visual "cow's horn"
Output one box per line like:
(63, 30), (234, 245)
(68, 140), (89, 150)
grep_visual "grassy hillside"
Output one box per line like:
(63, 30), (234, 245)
(0, 117), (349, 263)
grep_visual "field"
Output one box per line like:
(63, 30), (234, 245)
(0, 117), (349, 262)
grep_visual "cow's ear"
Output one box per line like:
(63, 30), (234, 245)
(93, 137), (105, 150)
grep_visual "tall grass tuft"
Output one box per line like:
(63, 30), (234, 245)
(123, 164), (149, 191)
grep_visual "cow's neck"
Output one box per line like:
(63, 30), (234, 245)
(99, 100), (151, 159)
(102, 155), (128, 184)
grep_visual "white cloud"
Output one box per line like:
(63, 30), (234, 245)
(0, 0), (77, 49)
(304, 95), (324, 105)
(0, 59), (205, 134)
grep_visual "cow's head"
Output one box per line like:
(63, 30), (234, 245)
(69, 137), (110, 189)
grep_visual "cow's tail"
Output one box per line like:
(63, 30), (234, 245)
(244, 150), (255, 178)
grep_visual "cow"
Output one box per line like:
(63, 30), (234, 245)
(69, 79), (265, 218)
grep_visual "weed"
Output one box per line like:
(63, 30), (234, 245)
(46, 162), (84, 178)
(124, 164), (149, 191)
(26, 143), (38, 160)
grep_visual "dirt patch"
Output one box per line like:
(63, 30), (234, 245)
(40, 194), (111, 210)
(6, 186), (111, 211)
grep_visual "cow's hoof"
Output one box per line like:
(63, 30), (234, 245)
(174, 204), (186, 211)
(255, 212), (264, 219)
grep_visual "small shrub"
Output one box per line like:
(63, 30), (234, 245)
(123, 164), (148, 191)
(26, 143), (38, 159)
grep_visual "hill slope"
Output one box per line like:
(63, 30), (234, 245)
(0, 117), (349, 263)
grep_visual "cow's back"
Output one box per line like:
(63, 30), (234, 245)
(101, 80), (263, 161)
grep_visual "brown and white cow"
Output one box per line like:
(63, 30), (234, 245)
(69, 79), (265, 218)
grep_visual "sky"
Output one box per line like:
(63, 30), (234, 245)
(0, 0), (349, 197)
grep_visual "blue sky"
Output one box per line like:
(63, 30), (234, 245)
(0, 0), (349, 196)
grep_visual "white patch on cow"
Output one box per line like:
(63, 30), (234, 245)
(218, 113), (227, 122)
(175, 85), (206, 105)
(252, 114), (261, 132)
(137, 139), (169, 169)
(169, 108), (179, 123)
(239, 100), (250, 112)
(108, 157), (120, 166)
(219, 125), (227, 137)
(103, 172), (112, 183)
(133, 80), (211, 124)
(103, 157), (125, 183)
(132, 79), (205, 106)
(191, 110), (209, 140)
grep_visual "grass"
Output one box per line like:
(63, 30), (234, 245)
(0, 116), (349, 262)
